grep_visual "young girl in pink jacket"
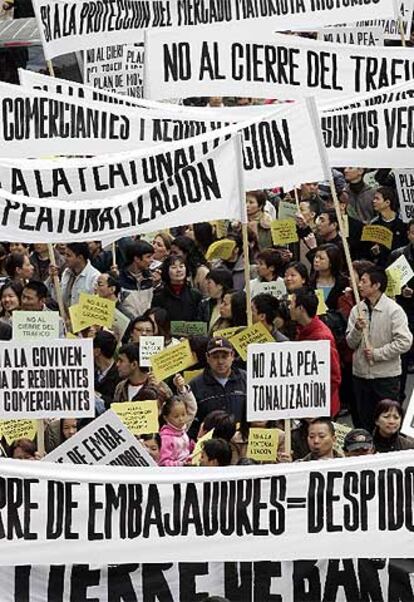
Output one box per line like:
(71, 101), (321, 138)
(159, 397), (194, 466)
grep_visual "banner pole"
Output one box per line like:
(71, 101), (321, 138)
(284, 418), (291, 456)
(46, 60), (55, 77)
(294, 186), (300, 210)
(37, 420), (45, 456)
(47, 244), (68, 330)
(111, 241), (117, 271)
(305, 96), (371, 350)
(235, 132), (253, 328)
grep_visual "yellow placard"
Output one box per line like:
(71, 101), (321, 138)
(271, 219), (298, 246)
(1, 419), (37, 445)
(212, 221), (228, 239)
(333, 422), (352, 454)
(66, 332), (78, 339)
(79, 293), (115, 328)
(213, 326), (242, 339)
(205, 239), (236, 261)
(150, 339), (196, 382)
(385, 267), (402, 298)
(315, 289), (328, 315)
(183, 368), (204, 384)
(228, 322), (274, 361)
(191, 429), (214, 466)
(361, 225), (393, 249)
(69, 304), (94, 333)
(247, 428), (278, 463)
(111, 400), (159, 435)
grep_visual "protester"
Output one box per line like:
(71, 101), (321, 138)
(118, 240), (154, 292)
(198, 268), (234, 333)
(140, 433), (161, 464)
(246, 190), (273, 251)
(30, 243), (65, 282)
(93, 330), (120, 408)
(300, 418), (342, 461)
(189, 336), (247, 437)
(343, 429), (375, 457)
(290, 288), (341, 416)
(54, 243), (100, 307)
(4, 252), (34, 284)
(250, 248), (286, 299)
(9, 438), (37, 460)
(346, 267), (413, 431)
(171, 235), (210, 295)
(372, 399), (414, 453)
(251, 293), (288, 341)
(344, 167), (375, 223)
(152, 254), (202, 322)
(45, 419), (78, 453)
(368, 186), (407, 265)
(0, 281), (22, 324)
(159, 397), (194, 466)
(284, 261), (310, 293)
(310, 243), (348, 311)
(199, 438), (232, 467)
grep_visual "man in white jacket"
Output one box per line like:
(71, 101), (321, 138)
(346, 266), (413, 432)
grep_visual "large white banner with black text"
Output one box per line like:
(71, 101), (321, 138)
(0, 451), (412, 565)
(32, 0), (394, 59)
(143, 29), (414, 100)
(1, 558), (413, 601)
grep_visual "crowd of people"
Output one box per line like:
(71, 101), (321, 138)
(0, 156), (413, 466)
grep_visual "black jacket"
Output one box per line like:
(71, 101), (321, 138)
(152, 284), (202, 322)
(95, 363), (122, 409)
(189, 367), (247, 438)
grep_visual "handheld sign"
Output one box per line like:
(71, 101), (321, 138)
(0, 339), (95, 419)
(111, 401), (159, 436)
(271, 220), (298, 246)
(79, 293), (116, 328)
(1, 419), (37, 445)
(69, 304), (94, 333)
(387, 254), (414, 286)
(213, 326), (241, 339)
(12, 311), (59, 340)
(395, 169), (414, 222)
(385, 268), (402, 298)
(205, 239), (236, 261)
(170, 322), (207, 337)
(247, 428), (278, 463)
(139, 336), (164, 367)
(247, 341), (331, 420)
(278, 200), (298, 220)
(183, 368), (204, 384)
(191, 429), (214, 466)
(315, 289), (328, 315)
(229, 322), (274, 362)
(43, 410), (156, 466)
(361, 225), (393, 249)
(252, 280), (287, 299)
(150, 339), (196, 382)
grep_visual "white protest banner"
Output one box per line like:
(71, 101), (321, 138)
(121, 43), (145, 98)
(143, 29), (414, 100)
(356, 0), (414, 40)
(318, 25), (384, 45)
(396, 169), (414, 222)
(84, 44), (125, 85)
(0, 451), (413, 564)
(1, 558), (414, 601)
(402, 387), (414, 438)
(0, 339), (94, 419)
(0, 82), (326, 192)
(321, 98), (414, 168)
(0, 138), (245, 243)
(247, 341), (330, 420)
(43, 410), (156, 466)
(85, 44), (145, 99)
(32, 0), (394, 60)
(139, 336), (164, 367)
(387, 254), (414, 287)
(12, 311), (59, 340)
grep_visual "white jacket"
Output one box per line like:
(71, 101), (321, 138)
(346, 294), (413, 379)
